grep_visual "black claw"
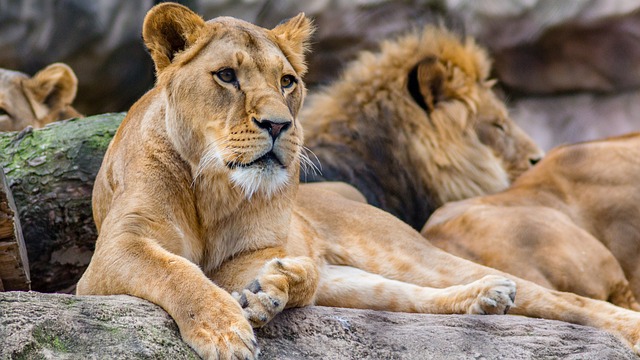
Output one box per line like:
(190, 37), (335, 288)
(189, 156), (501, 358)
(248, 280), (262, 294)
(509, 292), (516, 302)
(504, 305), (511, 314)
(239, 293), (249, 308)
(272, 299), (280, 308)
(259, 314), (268, 323)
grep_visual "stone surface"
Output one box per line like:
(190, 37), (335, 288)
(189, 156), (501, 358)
(1, 291), (636, 360)
(3, 1), (639, 149)
(443, 0), (640, 147)
(512, 90), (640, 150)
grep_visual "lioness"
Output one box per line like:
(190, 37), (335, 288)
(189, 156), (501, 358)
(424, 133), (640, 308)
(300, 26), (544, 230)
(0, 63), (82, 131)
(77, 3), (640, 359)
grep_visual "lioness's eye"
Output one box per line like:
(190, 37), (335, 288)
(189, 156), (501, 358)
(493, 122), (505, 132)
(215, 68), (237, 84)
(281, 75), (296, 89)
(0, 107), (8, 116)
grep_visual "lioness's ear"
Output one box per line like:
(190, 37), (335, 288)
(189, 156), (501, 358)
(408, 57), (446, 113)
(23, 63), (78, 110)
(271, 13), (315, 75)
(142, 3), (205, 72)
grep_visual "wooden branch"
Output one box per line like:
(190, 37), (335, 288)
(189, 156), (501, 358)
(0, 168), (30, 290)
(0, 114), (124, 292)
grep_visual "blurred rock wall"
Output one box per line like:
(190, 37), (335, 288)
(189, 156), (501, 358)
(451, 0), (640, 149)
(1, 0), (639, 148)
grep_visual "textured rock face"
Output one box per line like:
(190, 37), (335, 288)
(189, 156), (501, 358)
(1, 291), (637, 360)
(446, 0), (640, 149)
(511, 90), (640, 150)
(450, 0), (640, 93)
(2, 0), (637, 148)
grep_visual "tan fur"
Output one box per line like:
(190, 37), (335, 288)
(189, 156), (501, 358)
(424, 133), (640, 310)
(77, 4), (640, 359)
(300, 26), (544, 229)
(0, 63), (82, 131)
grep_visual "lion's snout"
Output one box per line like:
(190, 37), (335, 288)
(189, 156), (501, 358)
(252, 117), (292, 141)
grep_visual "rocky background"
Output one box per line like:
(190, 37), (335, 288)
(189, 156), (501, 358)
(1, 0), (639, 148)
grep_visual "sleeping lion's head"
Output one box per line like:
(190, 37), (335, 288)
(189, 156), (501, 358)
(0, 63), (81, 131)
(142, 4), (313, 198)
(301, 26), (544, 229)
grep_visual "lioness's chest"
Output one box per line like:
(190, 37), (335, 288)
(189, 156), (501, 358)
(194, 192), (291, 273)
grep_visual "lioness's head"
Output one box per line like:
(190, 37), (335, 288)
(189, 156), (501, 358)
(0, 63), (81, 131)
(143, 3), (313, 198)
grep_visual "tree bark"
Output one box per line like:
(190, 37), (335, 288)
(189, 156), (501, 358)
(0, 168), (30, 291)
(0, 114), (124, 292)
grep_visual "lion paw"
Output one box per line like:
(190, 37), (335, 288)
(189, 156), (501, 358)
(465, 275), (516, 315)
(233, 278), (287, 328)
(233, 257), (318, 328)
(184, 319), (258, 360)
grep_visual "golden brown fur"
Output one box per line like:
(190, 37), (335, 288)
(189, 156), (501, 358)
(423, 133), (640, 309)
(0, 63), (82, 131)
(300, 27), (543, 229)
(77, 4), (640, 359)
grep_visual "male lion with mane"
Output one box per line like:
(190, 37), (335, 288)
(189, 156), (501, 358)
(300, 26), (544, 230)
(77, 3), (640, 359)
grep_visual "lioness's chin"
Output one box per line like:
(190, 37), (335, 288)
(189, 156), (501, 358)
(230, 166), (291, 199)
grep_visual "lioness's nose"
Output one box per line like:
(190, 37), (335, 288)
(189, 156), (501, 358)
(253, 118), (291, 140)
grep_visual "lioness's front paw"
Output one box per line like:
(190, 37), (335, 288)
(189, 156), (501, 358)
(233, 257), (319, 328)
(184, 320), (258, 360)
(465, 275), (516, 315)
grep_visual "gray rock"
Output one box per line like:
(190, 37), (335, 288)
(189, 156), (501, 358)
(448, 0), (640, 93)
(443, 0), (640, 147)
(512, 90), (640, 150)
(1, 291), (636, 360)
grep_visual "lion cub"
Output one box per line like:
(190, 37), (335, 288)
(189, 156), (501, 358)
(0, 63), (82, 131)
(77, 3), (640, 359)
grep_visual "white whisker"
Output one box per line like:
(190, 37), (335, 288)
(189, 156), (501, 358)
(299, 146), (322, 181)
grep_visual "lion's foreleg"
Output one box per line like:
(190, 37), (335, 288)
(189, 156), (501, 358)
(211, 247), (319, 328)
(76, 234), (257, 360)
(316, 265), (514, 315)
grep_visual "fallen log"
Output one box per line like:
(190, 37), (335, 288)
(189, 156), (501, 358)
(0, 114), (124, 292)
(1, 291), (635, 360)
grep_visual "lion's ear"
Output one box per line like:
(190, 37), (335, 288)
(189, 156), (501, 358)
(271, 13), (315, 76)
(23, 63), (78, 111)
(408, 57), (447, 113)
(142, 3), (205, 73)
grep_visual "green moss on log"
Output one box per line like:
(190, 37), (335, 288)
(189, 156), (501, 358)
(0, 114), (124, 292)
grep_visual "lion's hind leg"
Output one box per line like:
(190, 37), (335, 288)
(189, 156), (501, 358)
(316, 265), (515, 315)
